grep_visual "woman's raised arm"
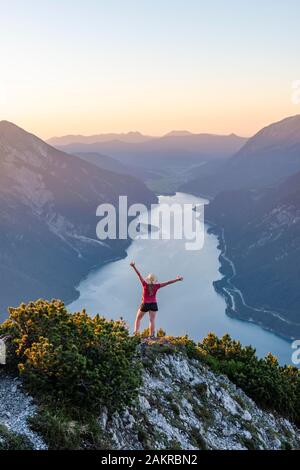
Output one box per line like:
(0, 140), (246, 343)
(160, 276), (183, 288)
(130, 261), (145, 285)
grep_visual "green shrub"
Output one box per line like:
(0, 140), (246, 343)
(28, 408), (83, 450)
(0, 425), (33, 450)
(157, 328), (166, 337)
(194, 382), (208, 399)
(141, 327), (150, 337)
(199, 333), (300, 424)
(168, 335), (203, 360)
(190, 427), (207, 450)
(28, 406), (109, 450)
(0, 300), (142, 412)
(166, 439), (182, 450)
(141, 328), (165, 338)
(170, 401), (180, 416)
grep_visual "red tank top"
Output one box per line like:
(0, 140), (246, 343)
(142, 281), (161, 303)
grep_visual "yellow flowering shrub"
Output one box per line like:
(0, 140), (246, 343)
(0, 300), (141, 412)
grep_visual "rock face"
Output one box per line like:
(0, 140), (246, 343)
(1, 348), (299, 450)
(0, 121), (157, 319)
(0, 370), (46, 450)
(101, 353), (300, 450)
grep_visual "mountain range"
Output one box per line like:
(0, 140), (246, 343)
(2, 114), (300, 339)
(0, 121), (156, 319)
(48, 131), (152, 146)
(181, 115), (300, 197)
(50, 132), (247, 194)
(206, 178), (300, 339)
(47, 115), (300, 338)
(52, 132), (246, 163)
(202, 115), (300, 338)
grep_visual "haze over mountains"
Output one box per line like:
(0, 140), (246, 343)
(0, 121), (156, 319)
(48, 131), (152, 146)
(50, 131), (247, 194)
(51, 131), (246, 161)
(182, 115), (300, 196)
(74, 152), (134, 176)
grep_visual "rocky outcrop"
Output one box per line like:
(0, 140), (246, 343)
(100, 351), (300, 450)
(0, 370), (46, 450)
(1, 344), (299, 450)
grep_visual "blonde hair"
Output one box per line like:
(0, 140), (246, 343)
(146, 273), (157, 284)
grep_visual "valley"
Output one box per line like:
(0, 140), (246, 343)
(0, 121), (157, 319)
(1, 115), (300, 358)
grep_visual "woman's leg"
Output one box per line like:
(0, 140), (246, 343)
(134, 309), (145, 334)
(149, 311), (157, 337)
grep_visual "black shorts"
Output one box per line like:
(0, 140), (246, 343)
(140, 302), (158, 312)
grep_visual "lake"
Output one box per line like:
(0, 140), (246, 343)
(69, 192), (295, 366)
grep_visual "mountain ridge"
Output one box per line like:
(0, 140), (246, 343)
(52, 132), (247, 194)
(181, 114), (300, 197)
(206, 167), (300, 338)
(0, 122), (157, 318)
(48, 131), (153, 146)
(47, 129), (247, 147)
(0, 331), (299, 450)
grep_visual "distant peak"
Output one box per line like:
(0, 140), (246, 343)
(126, 131), (143, 136)
(0, 120), (33, 139)
(255, 114), (300, 139)
(280, 113), (300, 123)
(0, 120), (21, 131)
(0, 120), (45, 148)
(165, 130), (194, 137)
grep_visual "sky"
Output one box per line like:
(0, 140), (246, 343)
(0, 0), (300, 139)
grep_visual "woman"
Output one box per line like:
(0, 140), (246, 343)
(130, 261), (183, 338)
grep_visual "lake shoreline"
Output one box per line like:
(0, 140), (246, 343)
(69, 192), (295, 366)
(66, 252), (129, 310)
(207, 222), (295, 344)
